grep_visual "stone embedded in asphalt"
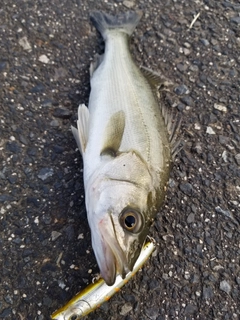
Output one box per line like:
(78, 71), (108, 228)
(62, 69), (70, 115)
(50, 119), (60, 127)
(180, 182), (193, 196)
(206, 126), (216, 135)
(200, 39), (210, 46)
(38, 54), (50, 64)
(220, 280), (231, 294)
(144, 307), (159, 320)
(37, 168), (54, 181)
(214, 103), (227, 112)
(53, 107), (72, 119)
(6, 141), (21, 154)
(31, 83), (45, 93)
(185, 304), (198, 315)
(187, 212), (195, 223)
(51, 231), (62, 241)
(18, 36), (32, 51)
(180, 95), (194, 107)
(203, 286), (214, 299)
(235, 154), (240, 166)
(0, 61), (8, 71)
(123, 0), (135, 9)
(174, 84), (189, 95)
(231, 17), (240, 24)
(120, 302), (133, 316)
(0, 194), (15, 202)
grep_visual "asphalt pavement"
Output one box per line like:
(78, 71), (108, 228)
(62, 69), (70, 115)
(0, 0), (239, 319)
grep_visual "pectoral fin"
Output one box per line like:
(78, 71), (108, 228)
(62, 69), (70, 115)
(71, 104), (89, 156)
(100, 110), (125, 157)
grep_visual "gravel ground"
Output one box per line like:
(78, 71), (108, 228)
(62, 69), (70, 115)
(0, 0), (240, 319)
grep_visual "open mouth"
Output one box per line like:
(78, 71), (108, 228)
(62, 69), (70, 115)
(92, 214), (130, 286)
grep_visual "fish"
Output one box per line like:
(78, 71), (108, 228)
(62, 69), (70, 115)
(51, 240), (156, 320)
(71, 10), (180, 286)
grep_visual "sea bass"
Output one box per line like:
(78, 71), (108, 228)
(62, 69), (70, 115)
(72, 11), (179, 286)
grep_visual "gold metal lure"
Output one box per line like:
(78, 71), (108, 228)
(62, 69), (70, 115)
(51, 240), (156, 320)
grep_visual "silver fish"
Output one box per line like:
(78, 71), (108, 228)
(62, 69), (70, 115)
(71, 11), (180, 286)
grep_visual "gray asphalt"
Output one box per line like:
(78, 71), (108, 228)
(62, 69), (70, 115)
(0, 0), (239, 319)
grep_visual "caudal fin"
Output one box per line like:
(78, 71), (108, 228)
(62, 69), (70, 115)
(90, 11), (142, 40)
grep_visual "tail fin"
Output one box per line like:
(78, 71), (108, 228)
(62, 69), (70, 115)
(90, 11), (142, 40)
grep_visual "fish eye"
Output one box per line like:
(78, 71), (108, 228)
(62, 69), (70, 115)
(120, 208), (143, 233)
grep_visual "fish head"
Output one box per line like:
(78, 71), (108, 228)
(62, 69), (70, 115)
(87, 182), (153, 286)
(85, 152), (160, 285)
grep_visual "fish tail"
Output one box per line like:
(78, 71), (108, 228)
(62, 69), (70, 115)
(90, 10), (142, 39)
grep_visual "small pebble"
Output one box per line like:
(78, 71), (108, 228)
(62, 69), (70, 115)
(174, 84), (189, 95)
(50, 119), (60, 127)
(177, 63), (188, 72)
(54, 67), (68, 80)
(144, 307), (159, 320)
(187, 213), (195, 223)
(53, 107), (71, 119)
(123, 0), (135, 8)
(222, 150), (227, 162)
(185, 304), (197, 315)
(37, 168), (54, 181)
(200, 39), (210, 46)
(234, 154), (240, 166)
(39, 55), (50, 64)
(183, 48), (191, 55)
(202, 286), (214, 299)
(214, 103), (227, 112)
(179, 182), (193, 196)
(206, 126), (216, 135)
(18, 36), (32, 51)
(51, 231), (62, 241)
(180, 95), (194, 107)
(220, 280), (231, 294)
(194, 123), (201, 130)
(120, 302), (133, 315)
(231, 16), (240, 24)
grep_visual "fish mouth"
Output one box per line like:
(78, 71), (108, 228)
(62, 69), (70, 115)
(92, 214), (130, 286)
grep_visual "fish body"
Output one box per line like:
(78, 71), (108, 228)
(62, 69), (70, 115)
(72, 11), (175, 286)
(51, 241), (156, 320)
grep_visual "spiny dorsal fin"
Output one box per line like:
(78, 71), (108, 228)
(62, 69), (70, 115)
(71, 104), (89, 156)
(100, 110), (125, 157)
(161, 104), (183, 159)
(141, 66), (173, 91)
(141, 66), (182, 159)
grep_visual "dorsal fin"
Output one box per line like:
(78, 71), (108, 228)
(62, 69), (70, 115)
(100, 110), (125, 157)
(161, 103), (183, 159)
(141, 66), (182, 159)
(71, 104), (89, 156)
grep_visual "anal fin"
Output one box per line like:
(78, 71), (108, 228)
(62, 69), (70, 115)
(71, 104), (89, 156)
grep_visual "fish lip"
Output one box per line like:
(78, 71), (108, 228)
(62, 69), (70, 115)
(97, 214), (130, 285)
